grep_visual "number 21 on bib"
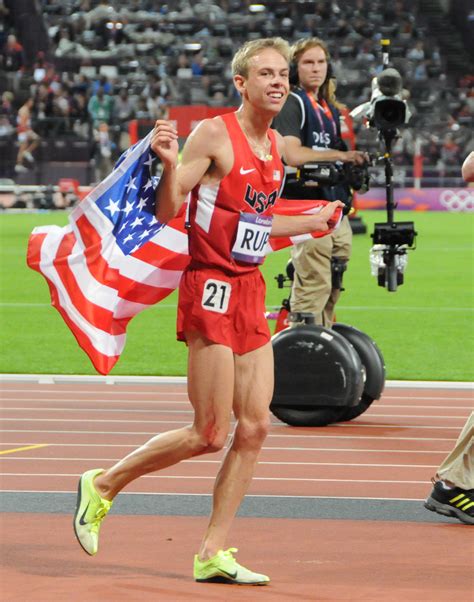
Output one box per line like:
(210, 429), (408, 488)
(201, 279), (231, 314)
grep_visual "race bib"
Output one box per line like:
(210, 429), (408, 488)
(231, 213), (273, 264)
(201, 278), (231, 314)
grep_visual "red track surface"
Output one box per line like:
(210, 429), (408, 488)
(1, 380), (473, 601)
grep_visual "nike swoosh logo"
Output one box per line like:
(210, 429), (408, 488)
(240, 167), (256, 175)
(219, 569), (238, 579)
(78, 501), (90, 526)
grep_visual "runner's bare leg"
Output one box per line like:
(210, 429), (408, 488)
(197, 340), (274, 559)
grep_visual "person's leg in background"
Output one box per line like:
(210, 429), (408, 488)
(290, 234), (333, 326)
(424, 412), (474, 524)
(324, 214), (352, 326)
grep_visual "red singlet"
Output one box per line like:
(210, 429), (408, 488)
(177, 111), (284, 353)
(187, 111), (284, 274)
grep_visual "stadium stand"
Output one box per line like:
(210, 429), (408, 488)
(0, 0), (472, 191)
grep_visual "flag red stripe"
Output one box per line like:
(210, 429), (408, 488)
(132, 239), (190, 271)
(53, 231), (130, 336)
(76, 213), (175, 304)
(27, 232), (119, 374)
(26, 231), (47, 274)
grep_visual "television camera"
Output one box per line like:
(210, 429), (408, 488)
(350, 39), (417, 291)
(284, 158), (371, 200)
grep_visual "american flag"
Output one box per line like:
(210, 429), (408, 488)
(27, 131), (342, 375)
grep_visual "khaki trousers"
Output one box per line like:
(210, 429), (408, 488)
(437, 412), (474, 490)
(290, 216), (352, 327)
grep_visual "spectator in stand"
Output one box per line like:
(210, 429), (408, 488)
(32, 51), (54, 84)
(87, 86), (114, 127)
(92, 121), (114, 182)
(191, 50), (205, 76)
(0, 91), (15, 138)
(91, 75), (113, 96)
(134, 96), (151, 120)
(113, 87), (135, 151)
(406, 40), (425, 62)
(34, 83), (54, 121)
(114, 87), (135, 126)
(1, 34), (24, 72)
(441, 132), (462, 166)
(51, 83), (71, 134)
(15, 98), (41, 173)
(146, 87), (166, 120)
(69, 88), (89, 137)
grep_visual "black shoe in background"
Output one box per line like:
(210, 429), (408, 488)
(424, 480), (474, 525)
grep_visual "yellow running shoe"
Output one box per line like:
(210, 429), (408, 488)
(73, 468), (113, 555)
(194, 548), (270, 585)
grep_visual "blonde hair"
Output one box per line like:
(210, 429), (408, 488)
(291, 37), (332, 102)
(291, 37), (330, 65)
(231, 37), (290, 77)
(327, 78), (346, 110)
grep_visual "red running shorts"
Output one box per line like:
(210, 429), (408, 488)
(177, 267), (271, 355)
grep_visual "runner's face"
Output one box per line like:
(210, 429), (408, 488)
(297, 46), (328, 93)
(236, 48), (289, 115)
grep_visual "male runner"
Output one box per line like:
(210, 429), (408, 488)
(73, 37), (343, 585)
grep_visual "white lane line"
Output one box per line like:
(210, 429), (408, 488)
(368, 405), (473, 410)
(0, 430), (459, 440)
(2, 403), (473, 415)
(1, 394), (472, 404)
(0, 393), (188, 399)
(0, 489), (428, 501)
(0, 404), (193, 410)
(0, 419), (464, 429)
(0, 442), (450, 453)
(0, 398), (191, 405)
(0, 457), (439, 469)
(1, 377), (472, 390)
(1, 408), (470, 419)
(0, 473), (433, 484)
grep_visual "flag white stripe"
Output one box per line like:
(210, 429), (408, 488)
(39, 230), (125, 357)
(72, 203), (183, 290)
(289, 233), (313, 245)
(149, 222), (189, 253)
(68, 241), (149, 319)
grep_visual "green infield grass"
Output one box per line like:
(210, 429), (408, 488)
(0, 209), (473, 380)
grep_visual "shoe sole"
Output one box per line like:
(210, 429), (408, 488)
(73, 475), (94, 555)
(424, 497), (474, 525)
(195, 577), (269, 585)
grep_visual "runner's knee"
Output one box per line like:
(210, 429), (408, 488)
(193, 421), (229, 454)
(233, 416), (270, 450)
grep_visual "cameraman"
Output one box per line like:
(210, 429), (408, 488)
(272, 37), (368, 326)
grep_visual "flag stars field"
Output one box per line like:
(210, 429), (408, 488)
(137, 197), (149, 211)
(123, 200), (134, 216)
(105, 199), (121, 217)
(143, 153), (155, 168)
(125, 177), (138, 193)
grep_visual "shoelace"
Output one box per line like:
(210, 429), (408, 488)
(90, 500), (112, 529)
(220, 547), (238, 560)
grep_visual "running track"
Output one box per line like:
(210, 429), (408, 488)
(1, 376), (473, 601)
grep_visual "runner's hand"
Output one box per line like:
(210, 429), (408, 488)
(151, 120), (179, 168)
